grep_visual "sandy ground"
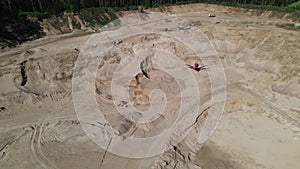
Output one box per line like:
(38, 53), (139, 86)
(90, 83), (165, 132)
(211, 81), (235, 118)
(0, 3), (300, 169)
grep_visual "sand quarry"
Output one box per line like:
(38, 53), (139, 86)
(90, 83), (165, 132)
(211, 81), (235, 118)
(0, 3), (300, 169)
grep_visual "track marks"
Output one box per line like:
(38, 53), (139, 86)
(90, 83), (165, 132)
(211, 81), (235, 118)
(30, 124), (58, 169)
(0, 131), (25, 160)
(230, 83), (300, 126)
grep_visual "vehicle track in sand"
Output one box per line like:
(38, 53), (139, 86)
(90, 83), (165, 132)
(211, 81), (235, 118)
(0, 32), (93, 60)
(0, 131), (26, 161)
(30, 124), (58, 169)
(229, 83), (300, 126)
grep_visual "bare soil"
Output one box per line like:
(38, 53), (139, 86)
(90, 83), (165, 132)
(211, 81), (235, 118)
(0, 3), (299, 169)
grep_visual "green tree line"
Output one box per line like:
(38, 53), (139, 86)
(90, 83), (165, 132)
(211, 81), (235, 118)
(0, 0), (298, 18)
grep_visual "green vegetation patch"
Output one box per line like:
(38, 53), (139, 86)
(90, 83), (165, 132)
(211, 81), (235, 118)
(79, 7), (119, 27)
(72, 20), (81, 29)
(19, 12), (50, 18)
(288, 1), (300, 10)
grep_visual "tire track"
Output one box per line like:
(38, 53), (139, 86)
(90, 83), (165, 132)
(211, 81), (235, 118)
(0, 32), (93, 60)
(0, 131), (26, 160)
(31, 127), (49, 169)
(30, 125), (58, 169)
(230, 83), (300, 126)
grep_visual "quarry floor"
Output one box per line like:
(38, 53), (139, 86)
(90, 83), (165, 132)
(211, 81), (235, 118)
(0, 3), (299, 169)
